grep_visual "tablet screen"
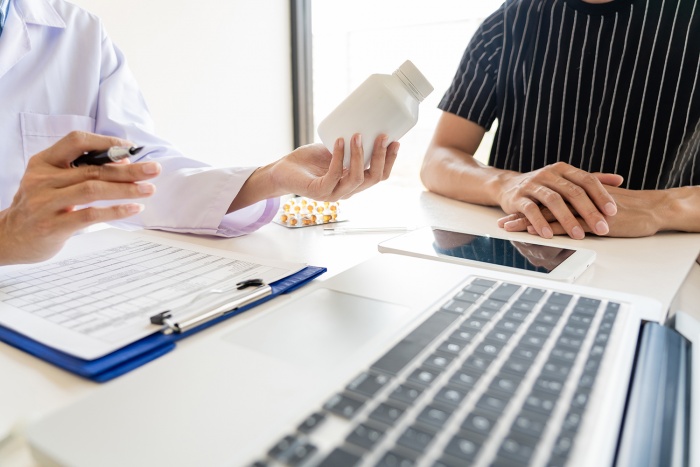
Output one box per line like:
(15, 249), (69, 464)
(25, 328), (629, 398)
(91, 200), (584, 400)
(431, 228), (576, 273)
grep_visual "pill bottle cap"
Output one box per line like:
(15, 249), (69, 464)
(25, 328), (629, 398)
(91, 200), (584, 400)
(394, 60), (434, 102)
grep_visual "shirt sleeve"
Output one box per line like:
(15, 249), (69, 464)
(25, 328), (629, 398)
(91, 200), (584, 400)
(92, 23), (278, 237)
(438, 8), (504, 130)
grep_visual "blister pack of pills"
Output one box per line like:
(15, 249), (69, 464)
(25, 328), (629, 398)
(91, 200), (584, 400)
(273, 196), (346, 228)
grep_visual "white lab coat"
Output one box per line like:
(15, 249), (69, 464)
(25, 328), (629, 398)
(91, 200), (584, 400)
(0, 0), (279, 236)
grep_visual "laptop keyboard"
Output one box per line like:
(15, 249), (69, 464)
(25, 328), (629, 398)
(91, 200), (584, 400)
(253, 277), (619, 467)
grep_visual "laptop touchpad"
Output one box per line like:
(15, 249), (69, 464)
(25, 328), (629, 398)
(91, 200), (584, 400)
(222, 288), (411, 369)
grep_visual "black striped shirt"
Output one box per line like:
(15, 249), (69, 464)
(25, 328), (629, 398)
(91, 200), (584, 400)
(439, 0), (700, 190)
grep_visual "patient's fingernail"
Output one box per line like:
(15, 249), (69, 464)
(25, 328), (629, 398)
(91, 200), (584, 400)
(604, 202), (617, 216)
(572, 226), (585, 239)
(543, 226), (554, 238)
(596, 221), (609, 235)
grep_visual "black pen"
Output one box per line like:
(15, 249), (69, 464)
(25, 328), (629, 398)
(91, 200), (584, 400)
(70, 146), (143, 167)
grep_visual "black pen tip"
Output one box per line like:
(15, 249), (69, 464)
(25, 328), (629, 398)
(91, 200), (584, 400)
(129, 146), (144, 155)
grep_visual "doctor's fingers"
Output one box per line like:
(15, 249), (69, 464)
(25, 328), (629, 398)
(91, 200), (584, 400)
(342, 139), (399, 199)
(328, 134), (366, 199)
(49, 161), (162, 189)
(58, 203), (146, 233)
(36, 131), (132, 168)
(48, 179), (157, 209)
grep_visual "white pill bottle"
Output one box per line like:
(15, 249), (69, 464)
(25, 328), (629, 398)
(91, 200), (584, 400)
(317, 60), (434, 169)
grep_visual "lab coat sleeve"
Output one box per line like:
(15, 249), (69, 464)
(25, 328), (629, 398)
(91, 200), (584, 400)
(91, 24), (278, 237)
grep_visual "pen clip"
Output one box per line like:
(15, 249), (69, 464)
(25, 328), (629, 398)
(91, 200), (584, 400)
(149, 282), (271, 335)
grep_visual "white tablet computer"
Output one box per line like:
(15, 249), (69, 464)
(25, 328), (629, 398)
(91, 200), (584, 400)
(378, 226), (596, 282)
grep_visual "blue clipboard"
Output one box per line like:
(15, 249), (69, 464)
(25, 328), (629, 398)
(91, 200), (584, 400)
(0, 265), (326, 382)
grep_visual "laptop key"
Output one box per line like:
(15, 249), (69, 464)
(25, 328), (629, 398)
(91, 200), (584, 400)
(442, 300), (471, 314)
(422, 352), (456, 372)
(346, 371), (392, 399)
(454, 290), (481, 303)
(461, 409), (499, 437)
(495, 318), (522, 333)
(297, 412), (326, 434)
(491, 455), (527, 467)
(268, 436), (318, 466)
(396, 424), (435, 453)
(474, 338), (507, 358)
(551, 431), (576, 459)
(547, 293), (573, 306)
(450, 368), (482, 389)
(286, 441), (318, 466)
(510, 300), (536, 312)
(324, 393), (365, 419)
(561, 408), (585, 433)
(497, 431), (537, 463)
(416, 404), (452, 429)
(389, 384), (425, 406)
(346, 423), (385, 451)
(523, 390), (559, 416)
(444, 430), (486, 462)
(489, 283), (522, 302)
(476, 391), (511, 414)
(268, 435), (298, 461)
(519, 287), (546, 303)
(434, 455), (471, 467)
(462, 353), (496, 373)
(316, 447), (362, 467)
(434, 384), (470, 407)
(489, 372), (521, 395)
(407, 367), (441, 387)
(369, 402), (406, 427)
(500, 357), (532, 377)
(449, 328), (478, 343)
(376, 449), (416, 467)
(533, 376), (565, 396)
(511, 409), (549, 438)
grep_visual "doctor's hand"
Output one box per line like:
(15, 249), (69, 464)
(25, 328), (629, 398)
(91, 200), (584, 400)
(229, 134), (399, 212)
(0, 131), (161, 266)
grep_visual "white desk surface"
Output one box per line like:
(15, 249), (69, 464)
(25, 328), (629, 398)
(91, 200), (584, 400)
(1, 184), (699, 466)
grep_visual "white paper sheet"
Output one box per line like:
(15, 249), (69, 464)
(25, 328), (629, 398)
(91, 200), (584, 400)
(0, 229), (305, 360)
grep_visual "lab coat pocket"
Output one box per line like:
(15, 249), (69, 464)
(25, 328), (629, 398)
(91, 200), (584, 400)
(20, 113), (96, 163)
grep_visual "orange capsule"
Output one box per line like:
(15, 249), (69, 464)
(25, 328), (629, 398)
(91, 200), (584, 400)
(290, 218), (298, 226)
(280, 214), (288, 222)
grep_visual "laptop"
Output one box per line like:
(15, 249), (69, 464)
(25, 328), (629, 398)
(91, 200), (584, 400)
(25, 253), (698, 467)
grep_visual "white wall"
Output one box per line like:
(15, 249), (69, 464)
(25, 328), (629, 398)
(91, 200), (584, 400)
(69, 0), (294, 168)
